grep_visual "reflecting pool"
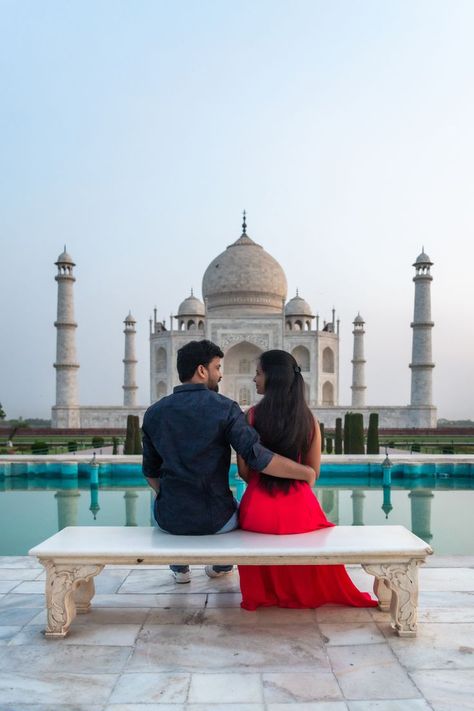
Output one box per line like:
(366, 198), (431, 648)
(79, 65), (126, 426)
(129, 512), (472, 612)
(1, 461), (473, 556)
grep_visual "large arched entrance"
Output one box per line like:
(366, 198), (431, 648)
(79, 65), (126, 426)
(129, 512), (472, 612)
(221, 341), (262, 405)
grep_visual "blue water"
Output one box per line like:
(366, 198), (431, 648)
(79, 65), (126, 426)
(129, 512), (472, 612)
(1, 462), (473, 555)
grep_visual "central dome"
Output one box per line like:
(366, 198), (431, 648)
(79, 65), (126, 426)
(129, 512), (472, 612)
(202, 219), (287, 315)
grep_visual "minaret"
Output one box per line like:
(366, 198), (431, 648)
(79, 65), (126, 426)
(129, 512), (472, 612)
(123, 312), (138, 407)
(351, 313), (366, 407)
(53, 247), (80, 426)
(410, 250), (434, 406)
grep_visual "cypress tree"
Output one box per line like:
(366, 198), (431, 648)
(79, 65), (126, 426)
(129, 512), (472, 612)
(367, 413), (380, 454)
(112, 436), (119, 455)
(343, 412), (352, 454)
(326, 437), (333, 454)
(335, 417), (343, 454)
(351, 413), (365, 454)
(319, 422), (325, 452)
(133, 416), (142, 455)
(124, 415), (134, 455)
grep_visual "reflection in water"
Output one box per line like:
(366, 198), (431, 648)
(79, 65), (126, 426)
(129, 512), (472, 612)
(409, 489), (434, 543)
(321, 489), (339, 524)
(55, 489), (80, 530)
(89, 483), (100, 520)
(124, 491), (139, 526)
(381, 485), (393, 518)
(351, 490), (365, 526)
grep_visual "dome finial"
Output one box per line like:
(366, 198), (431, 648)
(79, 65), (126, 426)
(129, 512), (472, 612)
(242, 210), (247, 235)
(296, 287), (299, 297)
(191, 287), (194, 296)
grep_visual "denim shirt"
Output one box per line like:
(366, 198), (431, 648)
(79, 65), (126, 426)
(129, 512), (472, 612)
(142, 383), (274, 535)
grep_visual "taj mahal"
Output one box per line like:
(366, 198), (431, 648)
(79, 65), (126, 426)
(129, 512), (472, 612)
(51, 215), (436, 430)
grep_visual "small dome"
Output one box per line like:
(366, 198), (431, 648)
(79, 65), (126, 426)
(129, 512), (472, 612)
(414, 248), (433, 266)
(202, 216), (287, 315)
(353, 312), (364, 324)
(55, 246), (75, 265)
(124, 311), (136, 323)
(177, 291), (205, 317)
(285, 292), (313, 317)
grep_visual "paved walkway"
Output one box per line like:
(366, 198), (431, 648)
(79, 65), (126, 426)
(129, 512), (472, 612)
(0, 555), (473, 710)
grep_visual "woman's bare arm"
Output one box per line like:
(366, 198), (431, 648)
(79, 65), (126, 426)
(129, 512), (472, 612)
(303, 419), (321, 482)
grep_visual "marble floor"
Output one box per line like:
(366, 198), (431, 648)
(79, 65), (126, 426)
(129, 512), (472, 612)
(0, 556), (473, 711)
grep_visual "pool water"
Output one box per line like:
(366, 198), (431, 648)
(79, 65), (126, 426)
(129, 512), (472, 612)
(1, 464), (473, 556)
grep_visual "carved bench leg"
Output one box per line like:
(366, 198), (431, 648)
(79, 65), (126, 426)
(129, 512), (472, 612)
(362, 560), (421, 637)
(74, 578), (96, 614)
(373, 577), (392, 611)
(42, 560), (104, 638)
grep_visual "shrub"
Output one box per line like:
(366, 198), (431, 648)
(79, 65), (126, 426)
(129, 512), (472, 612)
(112, 436), (119, 455)
(351, 413), (365, 454)
(411, 442), (421, 453)
(133, 418), (142, 455)
(124, 415), (141, 455)
(31, 440), (49, 455)
(67, 440), (78, 452)
(366, 413), (379, 454)
(91, 436), (105, 449)
(334, 417), (343, 454)
(343, 412), (352, 454)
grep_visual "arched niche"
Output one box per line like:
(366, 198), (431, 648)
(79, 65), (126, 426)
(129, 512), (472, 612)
(156, 381), (167, 400)
(155, 347), (167, 372)
(292, 345), (310, 372)
(224, 341), (262, 374)
(322, 347), (334, 373)
(322, 381), (334, 406)
(239, 386), (251, 406)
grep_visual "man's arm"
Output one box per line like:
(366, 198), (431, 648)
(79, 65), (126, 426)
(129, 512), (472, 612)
(226, 404), (315, 485)
(142, 426), (163, 494)
(262, 455), (316, 486)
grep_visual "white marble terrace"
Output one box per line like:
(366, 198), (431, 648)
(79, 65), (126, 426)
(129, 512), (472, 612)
(0, 553), (473, 710)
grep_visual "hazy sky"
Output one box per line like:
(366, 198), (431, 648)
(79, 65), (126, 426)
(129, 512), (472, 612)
(1, 0), (473, 420)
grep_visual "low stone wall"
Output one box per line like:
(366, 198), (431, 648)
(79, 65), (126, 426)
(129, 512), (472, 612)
(50, 403), (437, 430)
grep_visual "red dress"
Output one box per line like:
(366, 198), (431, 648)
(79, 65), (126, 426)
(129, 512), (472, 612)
(238, 443), (377, 610)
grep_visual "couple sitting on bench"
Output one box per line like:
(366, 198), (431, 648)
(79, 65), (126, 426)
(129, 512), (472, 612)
(143, 340), (376, 610)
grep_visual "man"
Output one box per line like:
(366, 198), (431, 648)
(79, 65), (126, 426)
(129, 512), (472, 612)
(142, 339), (315, 583)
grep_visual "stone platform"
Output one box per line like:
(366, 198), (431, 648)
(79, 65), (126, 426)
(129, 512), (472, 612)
(0, 555), (473, 710)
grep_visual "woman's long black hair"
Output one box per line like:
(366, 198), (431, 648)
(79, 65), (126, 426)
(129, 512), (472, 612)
(253, 349), (314, 495)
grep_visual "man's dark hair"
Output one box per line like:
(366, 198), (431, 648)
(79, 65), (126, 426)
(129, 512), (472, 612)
(177, 340), (224, 382)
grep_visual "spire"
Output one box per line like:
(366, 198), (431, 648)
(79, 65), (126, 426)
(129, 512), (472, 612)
(191, 287), (194, 296)
(296, 288), (299, 297)
(242, 210), (247, 235)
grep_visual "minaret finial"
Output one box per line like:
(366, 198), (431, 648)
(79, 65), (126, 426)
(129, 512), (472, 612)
(242, 210), (247, 235)
(296, 287), (299, 297)
(191, 287), (194, 297)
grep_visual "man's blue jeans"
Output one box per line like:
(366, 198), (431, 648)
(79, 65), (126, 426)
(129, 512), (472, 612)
(153, 502), (239, 574)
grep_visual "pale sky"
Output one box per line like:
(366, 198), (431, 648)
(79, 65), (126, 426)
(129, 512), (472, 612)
(1, 0), (473, 420)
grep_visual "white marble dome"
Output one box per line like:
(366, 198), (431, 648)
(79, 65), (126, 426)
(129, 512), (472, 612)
(285, 292), (313, 317)
(202, 222), (287, 314)
(177, 292), (205, 317)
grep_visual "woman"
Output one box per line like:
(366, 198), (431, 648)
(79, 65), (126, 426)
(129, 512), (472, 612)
(237, 349), (377, 610)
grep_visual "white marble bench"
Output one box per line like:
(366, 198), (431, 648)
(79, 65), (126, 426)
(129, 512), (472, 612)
(29, 524), (432, 639)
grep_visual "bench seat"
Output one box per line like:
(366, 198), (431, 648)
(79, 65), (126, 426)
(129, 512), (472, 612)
(29, 524), (432, 639)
